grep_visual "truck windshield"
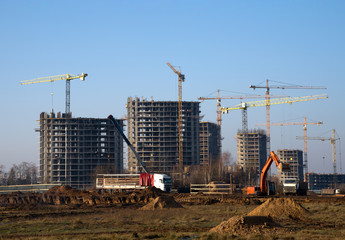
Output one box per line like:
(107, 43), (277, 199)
(284, 180), (296, 184)
(163, 178), (172, 184)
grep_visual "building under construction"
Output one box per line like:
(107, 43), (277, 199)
(277, 149), (304, 182)
(236, 129), (267, 183)
(200, 122), (221, 166)
(38, 112), (123, 189)
(126, 97), (200, 174)
(307, 173), (345, 190)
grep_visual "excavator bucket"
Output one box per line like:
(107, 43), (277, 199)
(279, 162), (290, 172)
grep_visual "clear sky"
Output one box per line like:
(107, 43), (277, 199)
(1, 0), (344, 174)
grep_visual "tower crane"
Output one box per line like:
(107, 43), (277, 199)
(296, 129), (340, 188)
(198, 90), (288, 156)
(20, 73), (88, 114)
(256, 117), (323, 178)
(249, 79), (326, 155)
(221, 94), (327, 133)
(167, 62), (185, 174)
(198, 89), (288, 128)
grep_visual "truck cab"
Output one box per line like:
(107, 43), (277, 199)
(153, 174), (172, 192)
(283, 178), (298, 195)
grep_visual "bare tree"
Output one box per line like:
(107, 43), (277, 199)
(6, 162), (38, 185)
(7, 167), (16, 185)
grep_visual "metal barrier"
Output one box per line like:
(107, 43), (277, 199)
(0, 184), (61, 194)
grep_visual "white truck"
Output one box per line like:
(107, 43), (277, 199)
(283, 178), (308, 195)
(102, 115), (172, 192)
(96, 173), (172, 192)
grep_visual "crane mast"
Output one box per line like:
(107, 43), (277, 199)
(167, 62), (185, 174)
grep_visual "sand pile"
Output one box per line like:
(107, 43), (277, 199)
(210, 215), (280, 234)
(247, 198), (309, 220)
(210, 198), (308, 235)
(140, 196), (183, 210)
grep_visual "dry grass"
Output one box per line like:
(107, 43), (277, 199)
(0, 200), (344, 239)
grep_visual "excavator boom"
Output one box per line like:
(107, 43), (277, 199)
(260, 151), (290, 194)
(108, 115), (150, 174)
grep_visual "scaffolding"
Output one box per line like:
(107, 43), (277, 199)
(126, 97), (200, 174)
(38, 112), (123, 189)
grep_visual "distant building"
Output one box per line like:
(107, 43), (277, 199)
(277, 149), (303, 182)
(126, 97), (200, 174)
(39, 112), (123, 189)
(307, 173), (345, 190)
(236, 129), (267, 183)
(200, 122), (221, 166)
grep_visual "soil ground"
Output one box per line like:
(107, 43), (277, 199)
(0, 187), (344, 239)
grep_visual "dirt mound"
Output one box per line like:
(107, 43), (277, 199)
(140, 196), (183, 210)
(210, 215), (280, 234)
(247, 198), (309, 220)
(45, 185), (86, 195)
(0, 186), (168, 208)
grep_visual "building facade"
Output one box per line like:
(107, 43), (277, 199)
(236, 129), (267, 183)
(126, 97), (200, 174)
(277, 149), (303, 182)
(39, 112), (123, 189)
(307, 173), (345, 190)
(200, 122), (221, 166)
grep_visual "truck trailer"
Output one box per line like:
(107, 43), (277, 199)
(96, 173), (172, 192)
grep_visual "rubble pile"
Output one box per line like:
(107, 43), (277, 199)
(0, 186), (164, 208)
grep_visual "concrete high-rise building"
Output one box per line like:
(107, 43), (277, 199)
(200, 122), (221, 166)
(236, 130), (267, 176)
(307, 173), (345, 190)
(277, 149), (303, 182)
(39, 112), (123, 189)
(126, 97), (200, 174)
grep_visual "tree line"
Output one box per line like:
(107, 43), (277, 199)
(0, 162), (38, 185)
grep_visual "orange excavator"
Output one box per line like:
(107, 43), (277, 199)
(247, 151), (290, 195)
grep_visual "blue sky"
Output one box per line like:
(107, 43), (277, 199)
(1, 1), (344, 174)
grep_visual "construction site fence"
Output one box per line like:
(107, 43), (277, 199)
(0, 184), (61, 194)
(190, 183), (234, 194)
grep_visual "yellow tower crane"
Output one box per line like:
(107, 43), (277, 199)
(166, 62), (185, 174)
(256, 117), (323, 178)
(198, 89), (288, 128)
(249, 80), (326, 155)
(222, 94), (327, 181)
(198, 90), (288, 155)
(296, 129), (340, 188)
(20, 73), (88, 114)
(222, 94), (327, 131)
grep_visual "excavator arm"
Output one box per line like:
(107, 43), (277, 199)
(260, 151), (290, 194)
(108, 115), (150, 174)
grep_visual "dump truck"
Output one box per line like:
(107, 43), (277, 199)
(96, 173), (172, 192)
(283, 178), (308, 195)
